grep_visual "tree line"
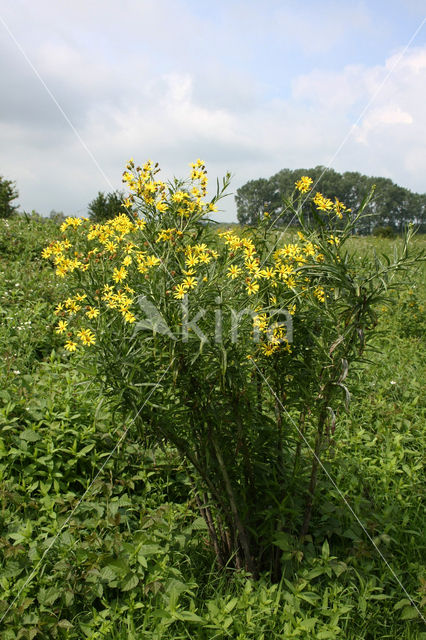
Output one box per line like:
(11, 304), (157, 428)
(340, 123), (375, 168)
(2, 169), (426, 233)
(235, 167), (426, 234)
(0, 174), (125, 223)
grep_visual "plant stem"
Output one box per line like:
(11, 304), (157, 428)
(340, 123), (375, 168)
(300, 404), (327, 538)
(210, 433), (256, 575)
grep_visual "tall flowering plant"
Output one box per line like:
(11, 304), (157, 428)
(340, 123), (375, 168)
(43, 160), (418, 575)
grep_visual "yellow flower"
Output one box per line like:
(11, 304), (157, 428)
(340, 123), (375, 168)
(333, 198), (350, 219)
(246, 280), (259, 296)
(42, 247), (52, 259)
(105, 240), (118, 253)
(122, 310), (136, 323)
(197, 253), (211, 264)
(245, 258), (260, 273)
(55, 302), (64, 315)
(295, 176), (313, 193)
(86, 307), (100, 319)
(227, 265), (242, 279)
(156, 202), (168, 213)
(172, 191), (186, 203)
(243, 245), (256, 258)
(77, 328), (96, 346)
(55, 320), (68, 334)
(65, 300), (81, 314)
(122, 255), (132, 266)
(328, 235), (340, 246)
(173, 284), (187, 299)
(64, 340), (78, 352)
(253, 313), (268, 332)
(145, 255), (161, 267)
(313, 192), (333, 212)
(185, 254), (199, 268)
(113, 266), (127, 282)
(259, 267), (275, 280)
(60, 217), (82, 232)
(182, 276), (197, 289)
(56, 265), (68, 278)
(314, 286), (325, 302)
(260, 343), (279, 356)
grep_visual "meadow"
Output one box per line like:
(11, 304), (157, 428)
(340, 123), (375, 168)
(0, 212), (425, 639)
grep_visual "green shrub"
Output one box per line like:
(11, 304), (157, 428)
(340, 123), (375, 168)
(372, 224), (396, 238)
(40, 161), (422, 578)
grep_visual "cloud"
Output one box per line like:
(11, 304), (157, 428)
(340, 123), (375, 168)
(355, 106), (413, 143)
(0, 2), (424, 222)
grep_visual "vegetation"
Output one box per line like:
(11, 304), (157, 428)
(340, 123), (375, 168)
(88, 191), (126, 223)
(0, 165), (425, 638)
(235, 167), (426, 234)
(0, 176), (19, 219)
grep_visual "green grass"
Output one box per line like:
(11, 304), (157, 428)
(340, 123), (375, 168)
(0, 216), (424, 639)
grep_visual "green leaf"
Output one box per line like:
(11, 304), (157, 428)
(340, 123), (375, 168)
(224, 597), (239, 613)
(176, 610), (203, 623)
(400, 605), (419, 620)
(38, 586), (60, 607)
(321, 539), (330, 560)
(20, 429), (42, 442)
(121, 573), (139, 592)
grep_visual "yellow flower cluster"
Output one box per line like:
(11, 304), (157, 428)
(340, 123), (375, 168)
(189, 159), (208, 198)
(172, 244), (218, 298)
(219, 229), (328, 299)
(333, 198), (351, 219)
(102, 285), (136, 323)
(295, 176), (313, 193)
(122, 158), (215, 219)
(44, 160), (345, 358)
(293, 176), (351, 219)
(253, 314), (292, 357)
(313, 192), (334, 212)
(54, 294), (98, 351)
(328, 235), (340, 246)
(313, 191), (351, 219)
(156, 227), (184, 243)
(60, 217), (85, 232)
(42, 239), (86, 278)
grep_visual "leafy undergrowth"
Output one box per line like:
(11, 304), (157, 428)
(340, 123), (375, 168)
(0, 217), (425, 639)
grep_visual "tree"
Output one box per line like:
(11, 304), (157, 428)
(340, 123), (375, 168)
(0, 176), (19, 218)
(88, 190), (125, 223)
(234, 178), (280, 225)
(49, 210), (66, 223)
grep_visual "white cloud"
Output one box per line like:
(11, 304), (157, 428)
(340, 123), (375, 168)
(355, 106), (413, 143)
(0, 2), (424, 221)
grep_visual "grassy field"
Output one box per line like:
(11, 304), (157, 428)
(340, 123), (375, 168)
(0, 216), (425, 639)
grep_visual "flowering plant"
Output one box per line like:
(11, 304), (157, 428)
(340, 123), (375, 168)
(43, 160), (418, 575)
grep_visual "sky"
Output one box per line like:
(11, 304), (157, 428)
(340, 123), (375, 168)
(0, 0), (425, 222)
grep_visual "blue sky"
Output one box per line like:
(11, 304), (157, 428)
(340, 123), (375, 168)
(0, 0), (425, 220)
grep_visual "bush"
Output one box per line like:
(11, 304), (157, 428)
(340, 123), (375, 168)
(372, 224), (396, 238)
(88, 190), (126, 223)
(41, 161), (420, 577)
(0, 176), (19, 219)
